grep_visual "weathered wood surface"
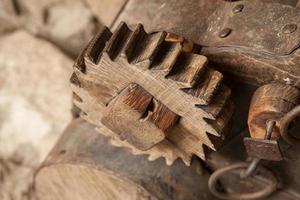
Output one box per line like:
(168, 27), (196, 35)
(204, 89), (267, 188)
(70, 22), (234, 165)
(111, 0), (300, 88)
(35, 119), (218, 200)
(248, 83), (300, 139)
(102, 83), (179, 150)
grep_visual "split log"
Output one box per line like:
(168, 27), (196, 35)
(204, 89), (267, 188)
(34, 119), (217, 200)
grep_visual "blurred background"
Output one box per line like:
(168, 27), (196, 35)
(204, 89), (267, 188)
(0, 0), (129, 199)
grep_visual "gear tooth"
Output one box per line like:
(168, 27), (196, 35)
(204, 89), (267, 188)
(151, 42), (182, 75)
(123, 26), (167, 69)
(204, 114), (234, 152)
(165, 158), (175, 166)
(70, 72), (81, 88)
(182, 69), (223, 105)
(133, 31), (167, 69)
(210, 100), (234, 136)
(101, 131), (186, 166)
(202, 122), (220, 137)
(122, 24), (145, 61)
(110, 138), (123, 147)
(74, 46), (88, 73)
(181, 157), (191, 166)
(80, 112), (89, 121)
(196, 85), (231, 119)
(70, 73), (88, 111)
(73, 99), (84, 112)
(168, 128), (209, 160)
(73, 64), (88, 81)
(104, 21), (131, 60)
(130, 147), (141, 155)
(203, 99), (234, 139)
(85, 27), (112, 64)
(110, 139), (118, 146)
(194, 145), (206, 159)
(73, 92), (83, 103)
(167, 53), (207, 88)
(148, 154), (160, 161)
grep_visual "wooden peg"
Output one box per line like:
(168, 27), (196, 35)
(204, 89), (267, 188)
(101, 83), (179, 150)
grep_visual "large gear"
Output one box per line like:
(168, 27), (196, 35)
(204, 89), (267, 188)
(70, 22), (234, 166)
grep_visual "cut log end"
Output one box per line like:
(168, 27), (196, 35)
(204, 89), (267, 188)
(35, 119), (217, 200)
(36, 164), (155, 200)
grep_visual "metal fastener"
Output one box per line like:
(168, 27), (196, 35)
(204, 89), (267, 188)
(219, 28), (232, 38)
(232, 4), (244, 13)
(241, 120), (276, 179)
(282, 24), (297, 34)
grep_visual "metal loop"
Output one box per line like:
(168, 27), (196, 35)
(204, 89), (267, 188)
(240, 158), (260, 179)
(279, 105), (300, 146)
(208, 162), (278, 200)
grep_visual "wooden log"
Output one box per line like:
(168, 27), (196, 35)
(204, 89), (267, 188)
(248, 83), (300, 139)
(34, 119), (217, 200)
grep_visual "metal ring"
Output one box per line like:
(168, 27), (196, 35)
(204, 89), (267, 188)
(240, 158), (260, 179)
(208, 162), (278, 200)
(279, 105), (300, 146)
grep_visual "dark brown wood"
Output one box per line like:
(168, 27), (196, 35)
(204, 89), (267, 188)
(102, 83), (178, 150)
(34, 119), (218, 200)
(243, 137), (283, 161)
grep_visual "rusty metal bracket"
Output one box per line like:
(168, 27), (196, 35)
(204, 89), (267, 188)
(243, 138), (283, 161)
(243, 120), (283, 161)
(147, 0), (300, 88)
(152, 0), (300, 55)
(242, 120), (277, 178)
(208, 120), (278, 199)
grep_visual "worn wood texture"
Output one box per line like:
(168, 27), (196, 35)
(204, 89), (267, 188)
(102, 83), (178, 150)
(248, 83), (300, 139)
(110, 0), (300, 88)
(71, 22), (234, 165)
(34, 119), (218, 200)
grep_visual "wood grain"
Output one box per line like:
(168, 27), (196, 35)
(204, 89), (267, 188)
(35, 119), (218, 200)
(70, 22), (234, 164)
(102, 83), (178, 150)
(248, 83), (300, 139)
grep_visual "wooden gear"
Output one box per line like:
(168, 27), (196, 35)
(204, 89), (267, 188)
(70, 22), (234, 166)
